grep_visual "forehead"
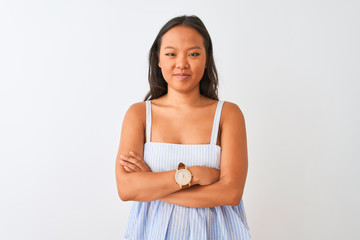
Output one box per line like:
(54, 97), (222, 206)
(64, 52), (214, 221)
(160, 25), (205, 48)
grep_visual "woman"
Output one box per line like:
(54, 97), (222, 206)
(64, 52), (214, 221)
(115, 15), (251, 240)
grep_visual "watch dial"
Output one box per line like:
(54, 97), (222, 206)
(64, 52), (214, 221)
(176, 169), (191, 185)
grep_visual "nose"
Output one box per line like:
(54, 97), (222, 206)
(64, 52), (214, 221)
(176, 54), (189, 69)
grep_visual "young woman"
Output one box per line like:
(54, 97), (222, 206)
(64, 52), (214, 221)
(115, 15), (251, 240)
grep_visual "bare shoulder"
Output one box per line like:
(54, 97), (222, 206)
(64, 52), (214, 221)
(119, 101), (147, 154)
(221, 101), (245, 126)
(126, 101), (146, 114)
(123, 101), (146, 124)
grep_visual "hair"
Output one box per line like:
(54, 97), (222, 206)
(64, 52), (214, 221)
(144, 15), (219, 101)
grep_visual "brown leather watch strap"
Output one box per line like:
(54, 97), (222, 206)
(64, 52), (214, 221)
(178, 162), (186, 170)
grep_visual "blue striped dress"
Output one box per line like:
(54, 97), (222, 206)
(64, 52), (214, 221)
(124, 100), (251, 240)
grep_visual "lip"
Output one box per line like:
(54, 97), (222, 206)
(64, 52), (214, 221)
(174, 73), (191, 80)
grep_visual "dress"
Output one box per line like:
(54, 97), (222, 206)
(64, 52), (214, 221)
(124, 100), (251, 240)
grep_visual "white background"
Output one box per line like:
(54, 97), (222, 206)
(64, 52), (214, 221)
(0, 0), (359, 239)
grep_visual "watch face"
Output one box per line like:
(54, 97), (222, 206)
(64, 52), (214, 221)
(175, 169), (191, 185)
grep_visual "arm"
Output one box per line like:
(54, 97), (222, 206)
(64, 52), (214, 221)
(158, 182), (237, 208)
(115, 103), (219, 202)
(115, 102), (179, 201)
(158, 102), (249, 208)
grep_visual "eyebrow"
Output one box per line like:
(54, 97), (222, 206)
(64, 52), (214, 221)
(164, 46), (202, 50)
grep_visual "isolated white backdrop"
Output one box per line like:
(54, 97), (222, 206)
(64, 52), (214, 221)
(0, 0), (359, 239)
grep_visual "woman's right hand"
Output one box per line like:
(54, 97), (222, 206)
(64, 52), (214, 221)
(188, 166), (220, 186)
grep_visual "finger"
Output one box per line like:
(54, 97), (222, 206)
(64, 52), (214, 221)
(121, 160), (142, 172)
(119, 155), (142, 172)
(122, 153), (152, 172)
(122, 155), (148, 171)
(123, 165), (134, 173)
(121, 154), (140, 166)
(120, 155), (141, 168)
(129, 151), (137, 157)
(129, 151), (142, 161)
(119, 157), (134, 173)
(129, 152), (152, 172)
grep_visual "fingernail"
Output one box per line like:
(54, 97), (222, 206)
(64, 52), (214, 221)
(130, 151), (134, 155)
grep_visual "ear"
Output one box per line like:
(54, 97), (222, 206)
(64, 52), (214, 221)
(158, 53), (161, 68)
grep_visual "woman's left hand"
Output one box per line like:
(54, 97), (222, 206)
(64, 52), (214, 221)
(119, 151), (152, 173)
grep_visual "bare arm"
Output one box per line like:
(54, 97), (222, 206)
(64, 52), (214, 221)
(160, 102), (248, 207)
(158, 181), (238, 208)
(115, 103), (219, 202)
(120, 102), (249, 208)
(115, 102), (178, 201)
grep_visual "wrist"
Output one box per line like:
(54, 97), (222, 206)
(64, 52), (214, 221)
(187, 166), (199, 185)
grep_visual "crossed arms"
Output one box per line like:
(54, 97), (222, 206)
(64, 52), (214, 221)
(115, 102), (248, 208)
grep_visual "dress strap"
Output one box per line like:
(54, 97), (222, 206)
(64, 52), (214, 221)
(210, 100), (225, 145)
(146, 100), (152, 142)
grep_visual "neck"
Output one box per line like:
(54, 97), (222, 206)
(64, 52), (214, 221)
(162, 86), (204, 107)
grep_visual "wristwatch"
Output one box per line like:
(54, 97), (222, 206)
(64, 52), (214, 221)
(175, 162), (193, 189)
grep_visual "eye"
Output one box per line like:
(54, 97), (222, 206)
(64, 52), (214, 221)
(189, 53), (200, 57)
(165, 53), (176, 56)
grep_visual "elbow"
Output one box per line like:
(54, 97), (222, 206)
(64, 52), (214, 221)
(116, 170), (136, 201)
(230, 196), (241, 206)
(229, 189), (243, 206)
(118, 187), (137, 201)
(221, 180), (243, 206)
(116, 178), (134, 201)
(118, 191), (130, 202)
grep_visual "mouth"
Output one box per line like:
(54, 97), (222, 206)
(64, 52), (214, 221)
(174, 73), (191, 80)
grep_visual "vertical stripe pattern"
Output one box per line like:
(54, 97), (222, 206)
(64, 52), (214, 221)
(124, 100), (251, 240)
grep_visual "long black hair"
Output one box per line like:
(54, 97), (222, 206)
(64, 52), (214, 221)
(144, 15), (219, 101)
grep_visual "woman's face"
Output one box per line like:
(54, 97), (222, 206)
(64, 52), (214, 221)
(158, 25), (207, 94)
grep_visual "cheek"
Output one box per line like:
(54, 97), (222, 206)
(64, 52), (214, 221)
(160, 64), (173, 77)
(159, 62), (173, 81)
(159, 58), (173, 71)
(193, 61), (207, 75)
